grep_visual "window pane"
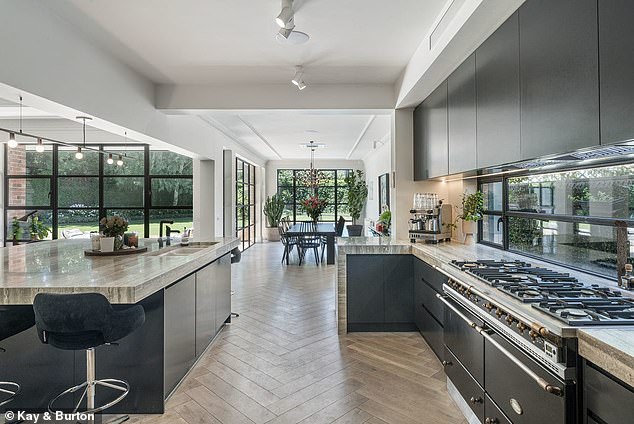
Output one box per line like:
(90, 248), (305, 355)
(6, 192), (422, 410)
(103, 149), (144, 176)
(6, 210), (52, 241)
(148, 209), (193, 237)
(236, 161), (244, 183)
(105, 209), (144, 234)
(337, 170), (350, 186)
(7, 145), (52, 175)
(8, 178), (50, 207)
(149, 151), (193, 175)
(508, 216), (633, 277)
(481, 214), (504, 245)
(103, 177), (144, 207)
(481, 181), (503, 212)
(317, 187), (335, 205)
(277, 169), (294, 186)
(250, 165), (255, 185)
(508, 164), (634, 219)
(151, 178), (193, 207)
(58, 177), (99, 208)
(58, 209), (99, 237)
(59, 148), (99, 175)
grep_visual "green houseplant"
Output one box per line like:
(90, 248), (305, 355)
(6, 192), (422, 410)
(29, 215), (50, 241)
(263, 194), (285, 241)
(344, 170), (368, 236)
(458, 191), (484, 243)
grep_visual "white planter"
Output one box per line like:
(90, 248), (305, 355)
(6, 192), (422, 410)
(264, 226), (280, 242)
(462, 220), (477, 244)
(100, 237), (115, 252)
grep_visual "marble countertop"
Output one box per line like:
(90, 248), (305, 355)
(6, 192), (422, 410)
(0, 237), (239, 305)
(338, 237), (634, 383)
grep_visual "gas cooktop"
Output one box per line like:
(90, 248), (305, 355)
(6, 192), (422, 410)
(451, 260), (634, 326)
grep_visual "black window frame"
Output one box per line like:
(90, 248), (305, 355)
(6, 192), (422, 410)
(236, 158), (256, 252)
(4, 144), (193, 244)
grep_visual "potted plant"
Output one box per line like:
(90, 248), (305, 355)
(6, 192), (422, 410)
(301, 196), (328, 224)
(99, 215), (129, 252)
(457, 191), (484, 243)
(344, 170), (368, 236)
(29, 215), (50, 241)
(376, 209), (391, 236)
(11, 217), (23, 245)
(263, 194), (285, 241)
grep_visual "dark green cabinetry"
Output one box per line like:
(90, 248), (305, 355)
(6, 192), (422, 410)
(417, 82), (448, 180)
(448, 54), (477, 174)
(583, 360), (634, 423)
(413, 258), (445, 359)
(519, 0), (599, 159)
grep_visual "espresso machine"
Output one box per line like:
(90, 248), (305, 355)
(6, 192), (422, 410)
(409, 197), (452, 243)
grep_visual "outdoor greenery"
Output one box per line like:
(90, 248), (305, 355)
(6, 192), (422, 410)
(460, 191), (485, 222)
(344, 170), (368, 225)
(263, 194), (285, 228)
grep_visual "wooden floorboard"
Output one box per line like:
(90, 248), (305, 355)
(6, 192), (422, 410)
(144, 242), (466, 424)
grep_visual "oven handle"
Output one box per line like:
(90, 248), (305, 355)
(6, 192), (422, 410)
(436, 293), (564, 397)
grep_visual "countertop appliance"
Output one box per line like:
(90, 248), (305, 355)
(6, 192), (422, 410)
(408, 203), (452, 244)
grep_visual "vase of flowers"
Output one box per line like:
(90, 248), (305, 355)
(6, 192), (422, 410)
(301, 196), (328, 224)
(100, 216), (129, 251)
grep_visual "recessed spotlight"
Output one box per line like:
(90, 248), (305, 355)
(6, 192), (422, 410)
(305, 129), (319, 134)
(276, 0), (294, 28)
(7, 132), (17, 148)
(276, 30), (310, 45)
(278, 26), (295, 39)
(292, 66), (307, 90)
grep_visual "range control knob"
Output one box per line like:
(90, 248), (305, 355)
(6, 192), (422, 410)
(517, 322), (527, 334)
(529, 330), (539, 341)
(469, 396), (483, 404)
(484, 302), (495, 312)
(506, 315), (516, 325)
(441, 360), (452, 367)
(485, 418), (499, 424)
(495, 308), (506, 318)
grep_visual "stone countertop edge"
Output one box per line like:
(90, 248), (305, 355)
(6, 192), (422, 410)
(0, 237), (240, 305)
(336, 236), (634, 385)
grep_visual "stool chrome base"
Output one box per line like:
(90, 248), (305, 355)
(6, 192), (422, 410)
(48, 348), (130, 420)
(0, 381), (20, 407)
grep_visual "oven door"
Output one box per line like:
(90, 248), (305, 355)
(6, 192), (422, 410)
(485, 331), (572, 424)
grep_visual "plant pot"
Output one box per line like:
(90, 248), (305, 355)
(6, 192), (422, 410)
(346, 225), (364, 237)
(100, 237), (115, 252)
(462, 220), (477, 244)
(264, 226), (280, 242)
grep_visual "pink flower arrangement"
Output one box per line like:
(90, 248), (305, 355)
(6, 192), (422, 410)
(301, 196), (328, 222)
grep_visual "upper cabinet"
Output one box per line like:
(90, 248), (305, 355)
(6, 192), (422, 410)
(519, 0), (599, 159)
(413, 81), (448, 180)
(448, 54), (477, 174)
(475, 12), (520, 169)
(598, 0), (634, 145)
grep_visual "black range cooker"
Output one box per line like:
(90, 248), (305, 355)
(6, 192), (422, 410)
(433, 259), (632, 424)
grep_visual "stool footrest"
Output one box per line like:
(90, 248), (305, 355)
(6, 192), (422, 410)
(49, 378), (130, 414)
(0, 381), (20, 407)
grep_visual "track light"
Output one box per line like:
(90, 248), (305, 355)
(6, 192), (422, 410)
(107, 153), (114, 165)
(7, 132), (17, 148)
(278, 25), (295, 39)
(75, 147), (83, 160)
(35, 138), (45, 153)
(276, 0), (294, 28)
(116, 155), (124, 166)
(292, 66), (307, 90)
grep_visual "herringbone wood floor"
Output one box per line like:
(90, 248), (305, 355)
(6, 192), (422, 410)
(131, 242), (467, 424)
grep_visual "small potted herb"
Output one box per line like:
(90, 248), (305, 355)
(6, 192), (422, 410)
(263, 194), (285, 241)
(344, 170), (368, 237)
(457, 191), (484, 243)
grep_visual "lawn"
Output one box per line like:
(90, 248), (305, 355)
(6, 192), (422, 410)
(58, 219), (193, 238)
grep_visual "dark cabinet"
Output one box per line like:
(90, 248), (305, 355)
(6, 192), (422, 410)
(484, 395), (512, 424)
(519, 0), (599, 159)
(448, 53), (476, 174)
(475, 11), (521, 168)
(164, 274), (196, 395)
(195, 262), (217, 357)
(214, 253), (232, 329)
(598, 0), (634, 145)
(444, 296), (484, 385)
(347, 255), (414, 331)
(414, 81), (448, 180)
(584, 360), (634, 423)
(413, 104), (426, 181)
(444, 347), (485, 422)
(413, 258), (445, 359)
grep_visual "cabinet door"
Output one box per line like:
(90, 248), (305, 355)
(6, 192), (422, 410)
(519, 0), (599, 159)
(444, 296), (484, 385)
(196, 263), (217, 357)
(347, 255), (385, 326)
(476, 12), (521, 168)
(599, 0), (634, 145)
(448, 54), (476, 174)
(384, 255), (413, 323)
(413, 104), (426, 181)
(164, 274), (196, 395)
(444, 347), (484, 422)
(215, 253), (232, 332)
(584, 361), (634, 424)
(423, 81), (449, 178)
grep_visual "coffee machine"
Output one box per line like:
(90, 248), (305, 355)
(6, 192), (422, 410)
(409, 202), (452, 244)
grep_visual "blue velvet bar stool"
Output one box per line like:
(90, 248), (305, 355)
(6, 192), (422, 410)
(0, 307), (35, 407)
(33, 293), (145, 419)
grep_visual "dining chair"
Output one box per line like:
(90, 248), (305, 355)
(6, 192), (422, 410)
(279, 221), (297, 265)
(298, 222), (322, 266)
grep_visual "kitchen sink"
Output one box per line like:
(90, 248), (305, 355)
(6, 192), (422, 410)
(147, 241), (219, 257)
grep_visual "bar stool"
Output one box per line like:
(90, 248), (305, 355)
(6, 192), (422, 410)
(0, 307), (35, 407)
(33, 293), (145, 418)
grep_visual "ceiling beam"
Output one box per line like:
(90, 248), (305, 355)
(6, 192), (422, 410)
(346, 115), (376, 160)
(237, 116), (283, 160)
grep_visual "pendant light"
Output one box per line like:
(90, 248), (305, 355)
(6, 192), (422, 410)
(116, 155), (124, 166)
(35, 138), (45, 153)
(75, 147), (83, 159)
(107, 153), (114, 165)
(7, 132), (17, 148)
(75, 116), (91, 160)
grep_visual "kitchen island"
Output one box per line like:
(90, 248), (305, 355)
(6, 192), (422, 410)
(0, 237), (239, 414)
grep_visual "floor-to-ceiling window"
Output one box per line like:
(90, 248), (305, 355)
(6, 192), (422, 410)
(276, 169), (352, 223)
(478, 163), (634, 278)
(4, 144), (193, 243)
(236, 158), (256, 251)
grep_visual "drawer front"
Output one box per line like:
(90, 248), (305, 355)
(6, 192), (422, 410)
(584, 361), (634, 424)
(444, 346), (485, 422)
(418, 304), (444, 360)
(444, 297), (484, 385)
(485, 332), (567, 424)
(419, 278), (444, 325)
(485, 395), (512, 424)
(418, 258), (446, 293)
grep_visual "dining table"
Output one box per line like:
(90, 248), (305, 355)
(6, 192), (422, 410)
(286, 223), (337, 264)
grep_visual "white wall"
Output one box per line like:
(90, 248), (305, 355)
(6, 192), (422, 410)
(362, 141), (391, 222)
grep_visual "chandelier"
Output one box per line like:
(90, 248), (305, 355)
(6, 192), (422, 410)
(295, 140), (326, 189)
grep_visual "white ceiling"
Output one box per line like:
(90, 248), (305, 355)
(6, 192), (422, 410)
(202, 110), (391, 160)
(46, 0), (448, 85)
